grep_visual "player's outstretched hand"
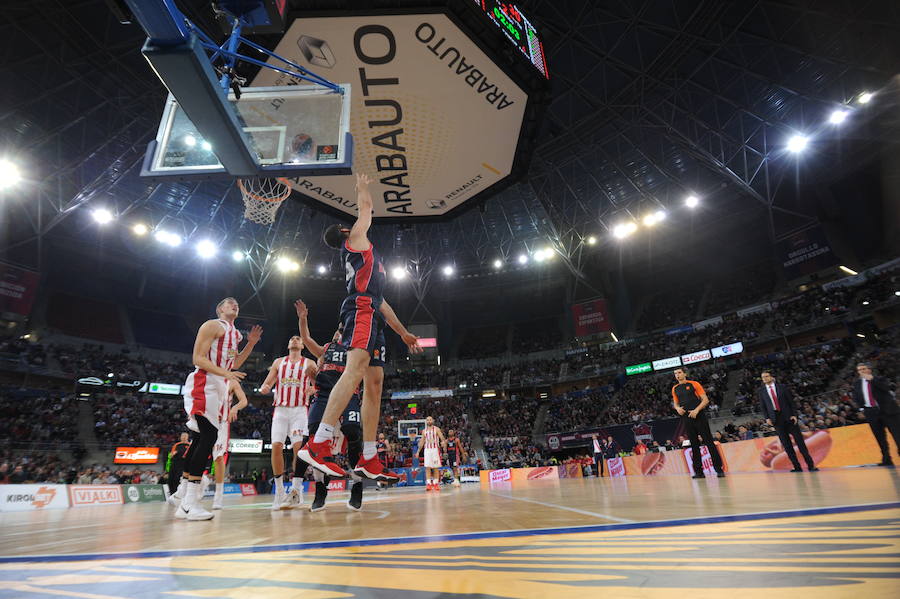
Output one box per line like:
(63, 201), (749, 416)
(247, 324), (263, 345)
(260, 383), (272, 394)
(355, 172), (373, 190)
(402, 332), (424, 354)
(225, 371), (246, 384)
(294, 299), (308, 318)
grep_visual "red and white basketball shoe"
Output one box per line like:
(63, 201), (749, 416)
(353, 456), (400, 482)
(298, 439), (346, 478)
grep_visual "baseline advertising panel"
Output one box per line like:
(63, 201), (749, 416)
(123, 484), (167, 503)
(0, 484), (69, 512)
(68, 485), (124, 507)
(114, 447), (160, 464)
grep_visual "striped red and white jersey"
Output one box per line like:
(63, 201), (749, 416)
(422, 424), (441, 450)
(208, 319), (242, 372)
(273, 356), (311, 407)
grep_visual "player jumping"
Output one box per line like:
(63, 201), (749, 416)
(299, 173), (422, 480)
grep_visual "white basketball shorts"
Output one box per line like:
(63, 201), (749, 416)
(183, 369), (226, 432)
(271, 406), (308, 445)
(424, 447), (441, 469)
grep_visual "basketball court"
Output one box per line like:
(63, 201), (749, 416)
(1, 468), (898, 597)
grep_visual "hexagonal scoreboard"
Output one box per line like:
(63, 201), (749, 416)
(254, 1), (550, 222)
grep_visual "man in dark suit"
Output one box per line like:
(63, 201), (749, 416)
(850, 362), (900, 466)
(591, 434), (604, 476)
(757, 371), (818, 472)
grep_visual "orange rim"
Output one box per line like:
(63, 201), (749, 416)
(237, 177), (292, 203)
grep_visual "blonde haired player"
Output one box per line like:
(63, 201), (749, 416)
(176, 297), (260, 521)
(210, 380), (248, 509)
(416, 416), (447, 492)
(260, 335), (317, 510)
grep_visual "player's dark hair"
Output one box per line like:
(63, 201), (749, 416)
(323, 224), (348, 249)
(674, 367), (687, 375)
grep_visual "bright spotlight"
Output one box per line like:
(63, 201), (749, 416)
(276, 256), (297, 273)
(231, 250), (245, 262)
(534, 250), (546, 263)
(613, 222), (637, 239)
(517, 254), (528, 265)
(91, 208), (113, 225)
(642, 213), (658, 227)
(685, 195), (700, 208)
(195, 239), (217, 259)
(587, 236), (597, 245)
(542, 247), (554, 260)
(184, 135), (196, 147)
(857, 92), (873, 104)
(0, 159), (23, 189)
(493, 259), (503, 269)
(895, 291), (900, 297)
(391, 266), (407, 280)
(132, 223), (148, 236)
(839, 265), (858, 276)
(787, 134), (809, 153)
(201, 140), (212, 151)
(154, 230), (182, 247)
(442, 265), (455, 276)
(654, 210), (666, 222)
(317, 265), (327, 274)
(828, 109), (849, 125)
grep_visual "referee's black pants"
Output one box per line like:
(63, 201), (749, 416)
(593, 453), (604, 477)
(683, 414), (724, 474)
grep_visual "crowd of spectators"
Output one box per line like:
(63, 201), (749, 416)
(511, 318), (561, 354)
(474, 398), (538, 440)
(92, 392), (183, 448)
(0, 450), (79, 484)
(635, 287), (700, 332)
(482, 436), (544, 468)
(458, 325), (509, 359)
(703, 262), (776, 316)
(0, 386), (80, 448)
(0, 336), (48, 368)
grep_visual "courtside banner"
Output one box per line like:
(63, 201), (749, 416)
(652, 356), (682, 371)
(0, 484), (69, 512)
(479, 466), (559, 486)
(228, 439), (263, 454)
(394, 466), (426, 487)
(240, 484), (258, 496)
(114, 447), (160, 464)
(681, 349), (711, 365)
(711, 342), (744, 358)
(572, 298), (611, 336)
(68, 485), (124, 507)
(306, 480), (347, 493)
(123, 484), (167, 504)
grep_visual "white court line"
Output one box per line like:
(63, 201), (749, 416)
(489, 491), (635, 523)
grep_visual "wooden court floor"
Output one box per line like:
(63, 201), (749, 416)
(1, 467), (899, 598)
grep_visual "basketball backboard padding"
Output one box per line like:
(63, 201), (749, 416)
(141, 83), (353, 180)
(216, 0), (288, 35)
(143, 34), (259, 176)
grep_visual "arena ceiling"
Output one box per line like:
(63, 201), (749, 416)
(1, 0), (898, 312)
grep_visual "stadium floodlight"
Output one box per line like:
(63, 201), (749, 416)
(517, 254), (528, 264)
(201, 140), (212, 151)
(857, 92), (873, 104)
(184, 135), (196, 147)
(839, 265), (858, 275)
(195, 239), (217, 259)
(828, 109), (849, 125)
(317, 265), (327, 274)
(231, 250), (245, 262)
(391, 266), (407, 280)
(132, 223), (148, 236)
(493, 259), (503, 269)
(643, 211), (665, 227)
(0, 159), (22, 189)
(685, 195), (700, 208)
(787, 134), (809, 153)
(587, 235), (597, 245)
(92, 208), (113, 225)
(154, 230), (182, 247)
(534, 249), (546, 262)
(895, 291), (900, 297)
(442, 265), (454, 276)
(613, 222), (637, 239)
(276, 256), (299, 273)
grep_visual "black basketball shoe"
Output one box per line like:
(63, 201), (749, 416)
(309, 481), (328, 512)
(347, 481), (363, 511)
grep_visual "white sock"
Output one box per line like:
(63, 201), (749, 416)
(215, 483), (224, 497)
(174, 478), (187, 498)
(313, 423), (334, 444)
(363, 441), (377, 460)
(274, 475), (284, 495)
(292, 477), (303, 490)
(183, 481), (200, 510)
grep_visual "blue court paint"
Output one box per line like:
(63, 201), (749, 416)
(1, 501), (898, 564)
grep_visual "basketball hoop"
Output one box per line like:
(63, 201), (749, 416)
(238, 177), (292, 225)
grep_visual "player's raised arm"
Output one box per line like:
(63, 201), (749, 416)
(233, 324), (262, 370)
(348, 173), (373, 251)
(193, 321), (245, 383)
(259, 358), (281, 394)
(295, 299), (325, 358)
(379, 299), (423, 354)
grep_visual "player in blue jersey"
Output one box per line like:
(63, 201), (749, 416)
(299, 173), (423, 480)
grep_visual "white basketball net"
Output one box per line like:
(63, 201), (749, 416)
(238, 177), (292, 225)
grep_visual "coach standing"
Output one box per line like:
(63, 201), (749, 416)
(850, 362), (900, 466)
(671, 367), (725, 478)
(757, 371), (818, 472)
(591, 434), (604, 476)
